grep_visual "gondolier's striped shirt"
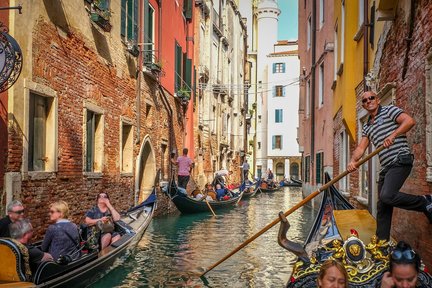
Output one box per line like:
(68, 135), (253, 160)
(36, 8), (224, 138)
(362, 105), (411, 168)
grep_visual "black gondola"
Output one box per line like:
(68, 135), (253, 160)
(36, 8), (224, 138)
(238, 181), (260, 199)
(165, 179), (243, 214)
(277, 173), (432, 288)
(0, 189), (157, 288)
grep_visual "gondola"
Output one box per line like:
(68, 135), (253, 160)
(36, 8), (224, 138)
(239, 181), (260, 199)
(281, 179), (302, 187)
(165, 179), (243, 214)
(259, 180), (281, 192)
(277, 173), (432, 288)
(0, 188), (157, 288)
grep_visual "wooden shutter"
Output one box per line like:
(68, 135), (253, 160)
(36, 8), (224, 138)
(272, 63), (276, 73)
(29, 94), (47, 171)
(133, 0), (138, 40)
(127, 0), (133, 40)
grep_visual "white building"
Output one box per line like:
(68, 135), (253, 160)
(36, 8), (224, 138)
(266, 41), (301, 180)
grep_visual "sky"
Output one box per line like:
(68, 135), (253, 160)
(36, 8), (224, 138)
(278, 1), (298, 40)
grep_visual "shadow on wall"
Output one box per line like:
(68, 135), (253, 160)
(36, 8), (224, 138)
(43, 0), (70, 33)
(90, 25), (113, 64)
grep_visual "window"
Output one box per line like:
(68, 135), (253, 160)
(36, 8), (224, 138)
(121, 0), (138, 42)
(275, 109), (283, 123)
(304, 155), (310, 183)
(274, 85), (285, 97)
(272, 135), (282, 149)
(319, 0), (325, 27)
(258, 141), (261, 149)
(341, 0), (345, 64)
(307, 15), (311, 49)
(143, 3), (155, 64)
(121, 121), (133, 173)
(306, 80), (310, 118)
(85, 110), (104, 172)
(257, 165), (262, 179)
(334, 28), (338, 80)
(28, 93), (55, 171)
(175, 42), (182, 91)
(273, 63), (286, 73)
(316, 152), (324, 184)
(319, 63), (324, 106)
(359, 0), (365, 28)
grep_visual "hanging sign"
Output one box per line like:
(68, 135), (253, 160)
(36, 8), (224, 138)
(0, 31), (22, 93)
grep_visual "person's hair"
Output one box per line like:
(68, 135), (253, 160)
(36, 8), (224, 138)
(50, 200), (70, 219)
(182, 148), (188, 155)
(390, 241), (421, 273)
(7, 200), (23, 212)
(317, 259), (348, 288)
(9, 219), (32, 239)
(97, 192), (110, 201)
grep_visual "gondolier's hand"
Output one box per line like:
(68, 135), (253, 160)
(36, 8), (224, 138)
(383, 134), (396, 148)
(380, 272), (394, 288)
(347, 160), (359, 172)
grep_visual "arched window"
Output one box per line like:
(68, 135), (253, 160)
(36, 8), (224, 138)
(276, 163), (284, 179)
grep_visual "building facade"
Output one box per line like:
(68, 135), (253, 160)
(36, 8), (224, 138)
(2, 0), (194, 235)
(267, 41), (301, 180)
(298, 0), (334, 201)
(193, 0), (247, 188)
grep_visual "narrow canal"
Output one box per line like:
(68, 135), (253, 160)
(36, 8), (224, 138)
(90, 187), (315, 287)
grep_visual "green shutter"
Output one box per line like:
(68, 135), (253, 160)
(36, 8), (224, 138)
(127, 0), (133, 40)
(185, 58), (192, 92)
(121, 0), (126, 37)
(133, 0), (138, 40)
(175, 44), (182, 91)
(316, 152), (323, 184)
(184, 0), (193, 20)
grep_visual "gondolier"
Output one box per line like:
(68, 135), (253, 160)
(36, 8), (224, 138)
(347, 91), (432, 241)
(171, 148), (194, 189)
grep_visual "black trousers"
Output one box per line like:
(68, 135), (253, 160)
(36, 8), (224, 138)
(178, 175), (190, 189)
(243, 170), (249, 181)
(376, 154), (426, 240)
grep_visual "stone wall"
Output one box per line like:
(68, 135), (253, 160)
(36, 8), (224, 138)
(376, 0), (432, 267)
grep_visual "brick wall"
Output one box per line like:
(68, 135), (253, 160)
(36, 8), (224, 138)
(376, 0), (432, 267)
(6, 20), (185, 238)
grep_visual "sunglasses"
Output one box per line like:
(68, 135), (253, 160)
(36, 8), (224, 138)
(11, 209), (25, 215)
(362, 95), (376, 103)
(391, 249), (416, 261)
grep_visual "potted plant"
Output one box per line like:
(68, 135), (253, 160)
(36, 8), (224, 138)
(150, 60), (163, 73)
(177, 87), (191, 104)
(89, 0), (112, 31)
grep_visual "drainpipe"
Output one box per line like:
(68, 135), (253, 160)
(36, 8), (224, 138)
(135, 0), (145, 145)
(310, 0), (316, 184)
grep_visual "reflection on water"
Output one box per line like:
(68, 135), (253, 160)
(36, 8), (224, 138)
(90, 187), (315, 287)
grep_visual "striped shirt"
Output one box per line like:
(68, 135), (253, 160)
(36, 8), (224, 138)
(362, 105), (411, 168)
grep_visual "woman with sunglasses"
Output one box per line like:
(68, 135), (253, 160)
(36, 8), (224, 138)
(41, 200), (81, 261)
(85, 192), (121, 249)
(380, 241), (424, 288)
(317, 259), (348, 288)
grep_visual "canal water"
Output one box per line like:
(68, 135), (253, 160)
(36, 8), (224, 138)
(90, 187), (316, 287)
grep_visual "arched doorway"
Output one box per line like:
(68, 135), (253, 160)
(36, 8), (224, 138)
(276, 162), (284, 180)
(135, 136), (156, 204)
(290, 162), (299, 180)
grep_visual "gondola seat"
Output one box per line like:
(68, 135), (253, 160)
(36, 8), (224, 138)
(0, 238), (32, 282)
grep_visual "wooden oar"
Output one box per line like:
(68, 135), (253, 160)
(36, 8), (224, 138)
(205, 198), (216, 217)
(199, 146), (384, 278)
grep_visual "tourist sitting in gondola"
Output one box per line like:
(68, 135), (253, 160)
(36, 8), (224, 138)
(215, 184), (230, 201)
(85, 193), (121, 250)
(9, 218), (53, 273)
(317, 259), (348, 288)
(379, 241), (427, 288)
(41, 201), (81, 262)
